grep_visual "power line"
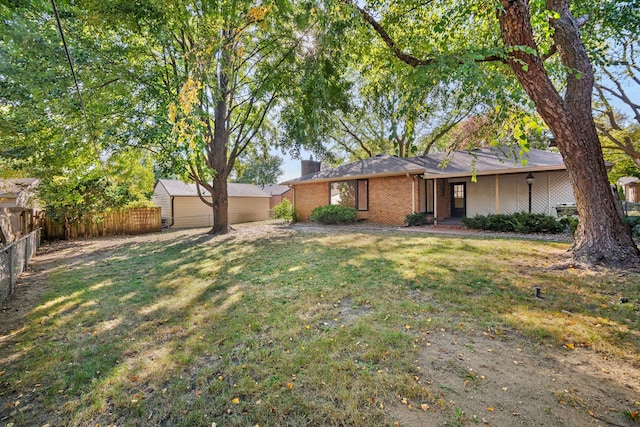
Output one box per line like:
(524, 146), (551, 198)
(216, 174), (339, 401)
(49, 0), (109, 179)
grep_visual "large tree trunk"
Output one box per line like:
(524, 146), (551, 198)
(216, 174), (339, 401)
(210, 170), (230, 234)
(498, 0), (639, 267)
(207, 30), (233, 236)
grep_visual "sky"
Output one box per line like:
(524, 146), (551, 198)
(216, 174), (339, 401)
(277, 147), (312, 183)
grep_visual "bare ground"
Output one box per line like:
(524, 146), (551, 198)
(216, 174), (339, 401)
(1, 224), (639, 427)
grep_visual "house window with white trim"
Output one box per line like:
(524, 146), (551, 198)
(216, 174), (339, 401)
(329, 180), (368, 211)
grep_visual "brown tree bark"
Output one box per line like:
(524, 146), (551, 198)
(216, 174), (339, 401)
(208, 33), (233, 236)
(498, 0), (639, 266)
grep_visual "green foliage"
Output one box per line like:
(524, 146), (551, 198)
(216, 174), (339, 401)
(462, 212), (565, 234)
(272, 198), (296, 222)
(38, 173), (134, 224)
(624, 216), (640, 238)
(405, 212), (431, 226)
(561, 216), (580, 235)
(234, 154), (284, 186)
(310, 204), (357, 224)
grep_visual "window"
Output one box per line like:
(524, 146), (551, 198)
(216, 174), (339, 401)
(425, 179), (434, 214)
(330, 180), (368, 211)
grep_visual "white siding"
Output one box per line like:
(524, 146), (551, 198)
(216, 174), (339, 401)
(229, 197), (270, 224)
(169, 196), (270, 228)
(173, 196), (214, 228)
(151, 183), (171, 221)
(466, 171), (574, 217)
(466, 175), (496, 216)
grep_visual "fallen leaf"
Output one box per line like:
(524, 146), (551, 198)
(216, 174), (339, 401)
(565, 343), (575, 350)
(401, 397), (408, 405)
(231, 397), (240, 404)
(487, 407), (494, 412)
(287, 383), (293, 389)
(421, 403), (430, 411)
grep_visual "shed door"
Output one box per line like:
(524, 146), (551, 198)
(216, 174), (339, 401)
(450, 183), (466, 218)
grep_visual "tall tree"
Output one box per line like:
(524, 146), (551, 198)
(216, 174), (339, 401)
(593, 39), (640, 167)
(2, 1), (307, 235)
(0, 1), (158, 224)
(124, 0), (305, 234)
(345, 0), (639, 267)
(234, 153), (284, 186)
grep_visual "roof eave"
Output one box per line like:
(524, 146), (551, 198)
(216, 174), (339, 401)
(422, 164), (567, 179)
(284, 169), (426, 185)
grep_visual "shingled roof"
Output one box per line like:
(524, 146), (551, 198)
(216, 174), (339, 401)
(0, 178), (39, 198)
(156, 179), (270, 198)
(261, 184), (291, 196)
(416, 146), (566, 178)
(283, 147), (568, 185)
(282, 154), (426, 184)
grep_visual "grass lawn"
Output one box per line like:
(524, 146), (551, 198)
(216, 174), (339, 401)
(0, 224), (638, 426)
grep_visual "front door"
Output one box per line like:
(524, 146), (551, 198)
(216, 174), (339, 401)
(450, 183), (466, 218)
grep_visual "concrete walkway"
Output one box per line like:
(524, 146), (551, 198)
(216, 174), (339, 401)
(287, 222), (573, 242)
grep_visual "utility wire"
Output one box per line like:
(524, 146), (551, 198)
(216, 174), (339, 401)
(50, 0), (109, 178)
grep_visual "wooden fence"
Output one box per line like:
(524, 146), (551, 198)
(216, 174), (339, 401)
(43, 207), (162, 240)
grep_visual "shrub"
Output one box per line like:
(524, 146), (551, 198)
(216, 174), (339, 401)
(273, 198), (296, 222)
(462, 212), (565, 233)
(561, 216), (579, 234)
(624, 215), (640, 238)
(405, 212), (431, 226)
(310, 205), (357, 225)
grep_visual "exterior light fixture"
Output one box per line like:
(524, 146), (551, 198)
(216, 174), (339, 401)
(526, 172), (535, 213)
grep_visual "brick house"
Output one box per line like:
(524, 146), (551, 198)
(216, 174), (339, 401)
(283, 147), (577, 225)
(261, 184), (294, 210)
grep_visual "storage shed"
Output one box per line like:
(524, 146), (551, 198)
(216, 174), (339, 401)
(152, 179), (271, 228)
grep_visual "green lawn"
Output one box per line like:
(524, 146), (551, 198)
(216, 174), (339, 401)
(1, 226), (638, 426)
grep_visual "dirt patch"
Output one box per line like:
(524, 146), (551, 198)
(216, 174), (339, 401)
(389, 328), (639, 426)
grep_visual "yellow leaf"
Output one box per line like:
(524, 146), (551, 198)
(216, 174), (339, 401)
(487, 407), (494, 411)
(565, 343), (575, 350)
(232, 397), (240, 404)
(287, 383), (293, 389)
(405, 325), (411, 330)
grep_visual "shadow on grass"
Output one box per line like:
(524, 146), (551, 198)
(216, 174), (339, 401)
(0, 227), (638, 427)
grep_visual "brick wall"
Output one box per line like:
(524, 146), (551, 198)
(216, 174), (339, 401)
(368, 175), (415, 225)
(292, 175), (418, 225)
(269, 189), (294, 209)
(293, 182), (328, 220)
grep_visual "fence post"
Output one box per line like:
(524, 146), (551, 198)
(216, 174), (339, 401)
(8, 243), (16, 295)
(24, 235), (30, 271)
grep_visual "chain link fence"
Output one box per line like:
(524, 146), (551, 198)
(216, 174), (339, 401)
(0, 228), (41, 306)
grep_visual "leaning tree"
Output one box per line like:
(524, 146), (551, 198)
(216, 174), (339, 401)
(344, 0), (639, 267)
